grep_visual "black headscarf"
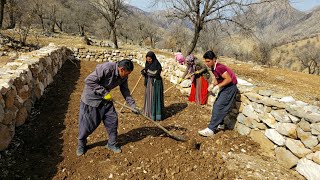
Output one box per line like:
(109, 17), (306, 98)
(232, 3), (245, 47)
(145, 51), (162, 72)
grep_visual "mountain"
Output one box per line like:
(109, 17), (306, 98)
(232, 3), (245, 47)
(239, 0), (320, 44)
(284, 6), (320, 39)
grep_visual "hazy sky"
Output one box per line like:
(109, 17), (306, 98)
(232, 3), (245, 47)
(127, 0), (320, 12)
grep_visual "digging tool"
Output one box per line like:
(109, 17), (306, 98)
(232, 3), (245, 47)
(113, 100), (187, 142)
(164, 72), (195, 94)
(119, 74), (143, 113)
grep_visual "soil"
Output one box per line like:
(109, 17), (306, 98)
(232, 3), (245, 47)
(224, 57), (320, 104)
(0, 60), (304, 179)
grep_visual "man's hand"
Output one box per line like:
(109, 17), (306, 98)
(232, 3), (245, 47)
(104, 93), (112, 101)
(211, 85), (220, 94)
(177, 78), (183, 84)
(194, 70), (200, 75)
(131, 107), (140, 114)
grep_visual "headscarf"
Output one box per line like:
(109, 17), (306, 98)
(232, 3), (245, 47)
(145, 51), (162, 72)
(185, 54), (195, 65)
(186, 54), (196, 74)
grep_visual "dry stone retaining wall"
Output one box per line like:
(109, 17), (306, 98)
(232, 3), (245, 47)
(0, 44), (72, 150)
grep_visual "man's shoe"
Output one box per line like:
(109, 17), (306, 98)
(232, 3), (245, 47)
(76, 146), (86, 156)
(217, 124), (225, 130)
(106, 144), (122, 153)
(198, 128), (214, 137)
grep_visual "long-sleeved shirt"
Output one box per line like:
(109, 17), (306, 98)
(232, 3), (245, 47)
(181, 59), (211, 82)
(81, 62), (136, 108)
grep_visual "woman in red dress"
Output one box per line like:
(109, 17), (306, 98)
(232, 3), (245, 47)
(178, 54), (210, 105)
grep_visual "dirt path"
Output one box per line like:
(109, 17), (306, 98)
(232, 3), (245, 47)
(0, 60), (303, 179)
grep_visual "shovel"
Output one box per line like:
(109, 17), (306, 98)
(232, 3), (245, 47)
(113, 100), (187, 142)
(164, 72), (195, 94)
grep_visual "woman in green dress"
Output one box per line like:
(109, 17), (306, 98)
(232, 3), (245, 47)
(141, 51), (164, 120)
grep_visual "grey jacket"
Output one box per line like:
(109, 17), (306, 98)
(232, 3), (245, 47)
(81, 62), (136, 108)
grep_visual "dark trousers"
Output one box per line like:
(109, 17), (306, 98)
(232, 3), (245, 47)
(78, 101), (118, 148)
(208, 84), (238, 131)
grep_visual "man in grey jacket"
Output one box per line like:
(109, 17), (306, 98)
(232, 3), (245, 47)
(77, 59), (139, 156)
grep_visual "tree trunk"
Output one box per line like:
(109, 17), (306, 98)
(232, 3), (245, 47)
(0, 0), (6, 29)
(79, 25), (85, 36)
(50, 20), (55, 32)
(7, 9), (15, 29)
(111, 26), (118, 49)
(56, 21), (63, 32)
(39, 15), (45, 31)
(186, 26), (201, 55)
(150, 36), (154, 49)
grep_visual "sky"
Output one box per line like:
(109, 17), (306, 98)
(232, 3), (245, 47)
(127, 0), (320, 12)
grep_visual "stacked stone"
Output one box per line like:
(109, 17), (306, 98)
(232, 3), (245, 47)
(133, 54), (320, 179)
(234, 86), (320, 179)
(0, 44), (72, 151)
(72, 48), (137, 63)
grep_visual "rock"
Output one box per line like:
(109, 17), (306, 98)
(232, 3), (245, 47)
(251, 102), (264, 114)
(250, 130), (275, 156)
(313, 151), (320, 165)
(237, 113), (246, 124)
(279, 96), (295, 103)
(0, 124), (15, 151)
(288, 114), (300, 123)
(243, 92), (263, 102)
(310, 123), (320, 134)
(0, 103), (4, 123)
(275, 147), (299, 169)
(298, 119), (311, 132)
(270, 110), (291, 123)
(242, 104), (259, 120)
(285, 138), (312, 158)
(239, 94), (251, 104)
(265, 129), (286, 146)
(259, 97), (286, 108)
(236, 123), (251, 135)
(258, 112), (276, 128)
(296, 127), (319, 149)
(275, 123), (297, 139)
(296, 158), (320, 180)
(15, 107), (28, 127)
(258, 89), (273, 97)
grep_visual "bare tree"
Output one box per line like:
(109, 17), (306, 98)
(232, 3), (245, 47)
(90, 0), (126, 49)
(164, 22), (191, 52)
(0, 0), (5, 28)
(69, 0), (96, 36)
(5, 0), (22, 29)
(153, 0), (273, 55)
(16, 5), (35, 45)
(30, 0), (46, 30)
(295, 44), (320, 75)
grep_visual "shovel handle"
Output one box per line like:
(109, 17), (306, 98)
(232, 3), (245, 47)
(119, 74), (143, 112)
(113, 100), (186, 141)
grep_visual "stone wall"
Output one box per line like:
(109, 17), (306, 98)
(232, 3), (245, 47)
(71, 48), (139, 62)
(0, 44), (72, 150)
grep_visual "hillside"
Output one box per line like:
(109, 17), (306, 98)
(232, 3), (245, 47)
(0, 30), (319, 105)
